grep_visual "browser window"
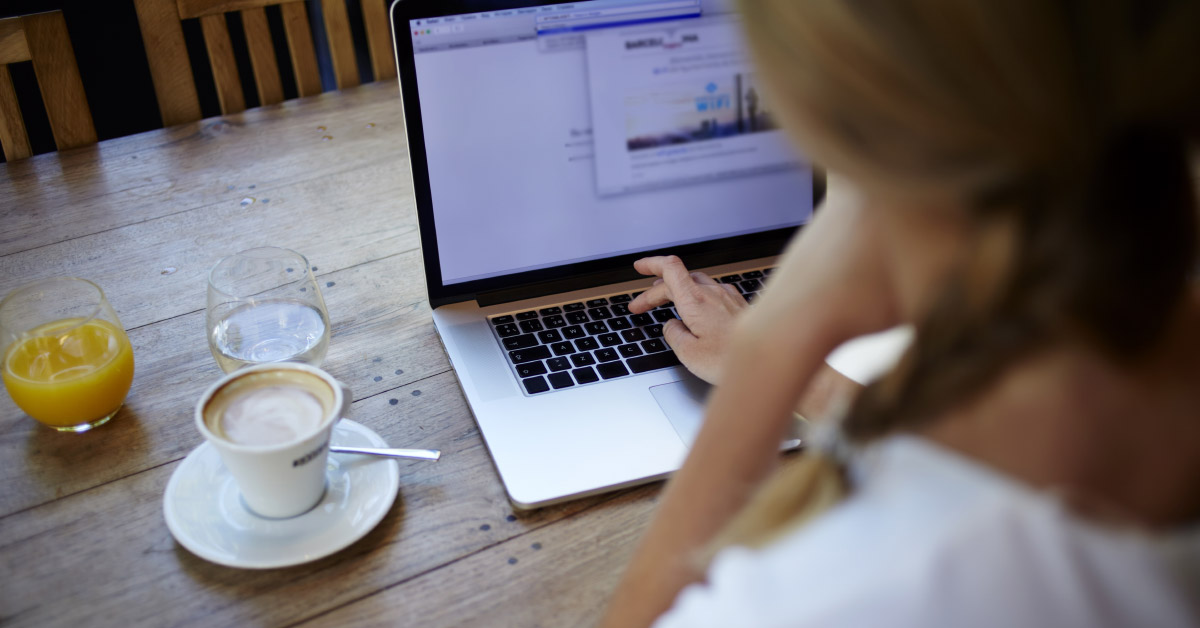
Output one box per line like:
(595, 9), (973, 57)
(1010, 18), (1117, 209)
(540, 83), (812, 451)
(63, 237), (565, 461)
(409, 0), (813, 286)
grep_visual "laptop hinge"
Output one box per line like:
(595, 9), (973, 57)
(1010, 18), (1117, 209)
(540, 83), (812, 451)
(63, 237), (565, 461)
(476, 268), (641, 308)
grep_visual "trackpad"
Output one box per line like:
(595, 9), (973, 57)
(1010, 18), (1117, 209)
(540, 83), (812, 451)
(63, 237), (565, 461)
(649, 377), (711, 447)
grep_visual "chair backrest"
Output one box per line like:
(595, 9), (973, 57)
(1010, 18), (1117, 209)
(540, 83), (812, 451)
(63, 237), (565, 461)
(134, 0), (397, 126)
(0, 10), (97, 161)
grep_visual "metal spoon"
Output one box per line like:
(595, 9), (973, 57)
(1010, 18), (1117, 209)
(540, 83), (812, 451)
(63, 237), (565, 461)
(329, 446), (441, 461)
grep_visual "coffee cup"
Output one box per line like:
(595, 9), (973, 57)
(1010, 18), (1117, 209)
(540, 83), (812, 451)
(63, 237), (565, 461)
(195, 363), (351, 518)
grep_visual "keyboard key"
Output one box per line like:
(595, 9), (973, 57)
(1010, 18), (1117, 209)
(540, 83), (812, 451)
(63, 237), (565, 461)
(763, 267), (775, 275)
(516, 311), (539, 321)
(543, 315), (567, 328)
(523, 376), (550, 394)
(627, 350), (681, 373)
(519, 319), (544, 333)
(646, 324), (664, 338)
(570, 352), (597, 367)
(575, 337), (599, 351)
(572, 366), (599, 384)
(503, 334), (538, 350)
(641, 338), (668, 353)
(742, 270), (764, 279)
(598, 333), (622, 347)
(630, 313), (654, 327)
(516, 361), (547, 378)
(546, 357), (571, 371)
(609, 294), (632, 303)
(562, 325), (585, 339)
(745, 292), (758, 303)
(548, 372), (575, 389)
(584, 321), (609, 335)
(563, 302), (586, 312)
(566, 311), (590, 324)
(595, 348), (620, 362)
(740, 279), (763, 292)
(597, 361), (630, 380)
(550, 341), (575, 356)
(495, 323), (520, 337)
(611, 303), (631, 316)
(491, 315), (514, 325)
(718, 274), (741, 284)
(538, 330), (562, 344)
(589, 306), (612, 320)
(621, 328), (646, 343)
(619, 344), (643, 358)
(539, 306), (562, 316)
(509, 346), (551, 364)
(652, 309), (676, 322)
(607, 316), (632, 330)
(586, 298), (608, 308)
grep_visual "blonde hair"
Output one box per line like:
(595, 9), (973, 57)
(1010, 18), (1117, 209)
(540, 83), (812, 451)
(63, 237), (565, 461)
(718, 0), (1200, 553)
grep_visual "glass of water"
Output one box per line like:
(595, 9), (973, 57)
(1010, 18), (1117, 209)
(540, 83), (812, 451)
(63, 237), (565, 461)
(206, 247), (331, 373)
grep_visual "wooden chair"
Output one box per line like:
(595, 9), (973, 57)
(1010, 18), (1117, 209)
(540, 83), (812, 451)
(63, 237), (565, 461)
(134, 0), (396, 126)
(0, 10), (97, 161)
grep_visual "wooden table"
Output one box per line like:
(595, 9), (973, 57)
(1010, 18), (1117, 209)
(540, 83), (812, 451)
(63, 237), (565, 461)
(0, 81), (663, 627)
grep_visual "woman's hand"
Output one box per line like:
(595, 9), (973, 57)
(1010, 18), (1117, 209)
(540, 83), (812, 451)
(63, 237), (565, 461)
(600, 179), (906, 628)
(628, 258), (748, 384)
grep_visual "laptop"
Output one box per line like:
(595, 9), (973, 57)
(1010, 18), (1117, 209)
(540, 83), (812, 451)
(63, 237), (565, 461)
(389, 0), (822, 508)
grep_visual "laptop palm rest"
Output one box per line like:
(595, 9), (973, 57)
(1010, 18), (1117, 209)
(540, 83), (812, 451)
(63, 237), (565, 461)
(649, 376), (711, 447)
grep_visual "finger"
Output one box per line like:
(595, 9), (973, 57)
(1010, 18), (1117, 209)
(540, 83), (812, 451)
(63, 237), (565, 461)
(630, 282), (673, 313)
(722, 284), (743, 299)
(661, 318), (697, 354)
(690, 272), (718, 286)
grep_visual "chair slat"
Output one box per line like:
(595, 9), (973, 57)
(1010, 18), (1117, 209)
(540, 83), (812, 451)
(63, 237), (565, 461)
(280, 1), (322, 97)
(240, 7), (284, 106)
(360, 0), (394, 81)
(321, 0), (359, 90)
(22, 11), (96, 149)
(199, 13), (247, 114)
(0, 64), (33, 160)
(0, 17), (31, 65)
(134, 0), (202, 125)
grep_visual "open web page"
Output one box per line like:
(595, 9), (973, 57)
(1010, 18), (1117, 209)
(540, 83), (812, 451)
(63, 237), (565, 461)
(410, 1), (812, 285)
(586, 16), (798, 196)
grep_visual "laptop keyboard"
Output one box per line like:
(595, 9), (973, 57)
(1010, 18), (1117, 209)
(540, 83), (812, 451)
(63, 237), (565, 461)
(488, 267), (774, 395)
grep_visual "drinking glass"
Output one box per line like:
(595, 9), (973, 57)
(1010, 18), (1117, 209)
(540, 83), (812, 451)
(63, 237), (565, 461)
(207, 247), (331, 373)
(0, 278), (135, 432)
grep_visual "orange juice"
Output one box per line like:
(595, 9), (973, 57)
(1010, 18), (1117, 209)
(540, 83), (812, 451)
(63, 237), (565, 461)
(2, 318), (134, 428)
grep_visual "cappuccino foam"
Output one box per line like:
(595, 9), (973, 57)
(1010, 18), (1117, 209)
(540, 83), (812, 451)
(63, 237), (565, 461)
(220, 386), (324, 446)
(204, 369), (335, 446)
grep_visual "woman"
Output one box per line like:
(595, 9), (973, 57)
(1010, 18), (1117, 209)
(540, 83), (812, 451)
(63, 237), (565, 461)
(601, 1), (1200, 626)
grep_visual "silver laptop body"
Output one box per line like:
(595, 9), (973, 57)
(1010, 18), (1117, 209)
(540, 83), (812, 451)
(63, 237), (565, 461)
(391, 0), (821, 507)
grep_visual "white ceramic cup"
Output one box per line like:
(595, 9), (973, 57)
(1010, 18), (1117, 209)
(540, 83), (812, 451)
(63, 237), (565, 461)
(195, 363), (351, 519)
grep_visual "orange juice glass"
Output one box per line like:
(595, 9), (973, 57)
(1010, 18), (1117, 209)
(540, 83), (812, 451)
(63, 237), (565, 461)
(1, 278), (135, 432)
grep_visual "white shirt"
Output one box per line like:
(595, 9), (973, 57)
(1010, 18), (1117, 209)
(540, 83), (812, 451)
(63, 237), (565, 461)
(655, 436), (1200, 628)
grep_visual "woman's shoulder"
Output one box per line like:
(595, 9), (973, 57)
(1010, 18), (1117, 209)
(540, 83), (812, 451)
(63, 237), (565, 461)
(655, 436), (1200, 628)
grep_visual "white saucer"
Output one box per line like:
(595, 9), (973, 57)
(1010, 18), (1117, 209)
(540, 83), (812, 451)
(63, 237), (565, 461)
(163, 420), (399, 569)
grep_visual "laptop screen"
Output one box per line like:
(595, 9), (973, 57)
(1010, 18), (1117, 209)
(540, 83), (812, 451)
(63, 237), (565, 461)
(407, 0), (814, 286)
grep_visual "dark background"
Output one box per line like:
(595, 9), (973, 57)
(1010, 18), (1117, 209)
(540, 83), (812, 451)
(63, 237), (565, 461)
(1, 0), (389, 163)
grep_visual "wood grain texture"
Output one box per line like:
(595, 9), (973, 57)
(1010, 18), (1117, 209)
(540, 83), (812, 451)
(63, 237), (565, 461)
(0, 17), (30, 65)
(322, 0), (360, 89)
(281, 1), (323, 97)
(133, 0), (203, 125)
(240, 6), (285, 106)
(0, 64), (32, 160)
(20, 11), (97, 150)
(177, 0), (305, 20)
(0, 80), (401, 257)
(0, 84), (671, 628)
(360, 0), (395, 81)
(199, 12), (247, 115)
